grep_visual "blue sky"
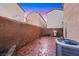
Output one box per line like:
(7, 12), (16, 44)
(18, 3), (63, 13)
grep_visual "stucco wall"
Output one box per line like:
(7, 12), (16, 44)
(64, 3), (79, 41)
(47, 10), (63, 28)
(26, 12), (47, 28)
(0, 3), (24, 22)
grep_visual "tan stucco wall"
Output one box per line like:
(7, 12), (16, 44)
(47, 10), (63, 28)
(0, 3), (24, 22)
(64, 3), (79, 41)
(26, 12), (47, 28)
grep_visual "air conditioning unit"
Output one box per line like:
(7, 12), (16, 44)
(56, 38), (79, 56)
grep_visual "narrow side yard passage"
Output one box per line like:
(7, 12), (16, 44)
(16, 36), (56, 56)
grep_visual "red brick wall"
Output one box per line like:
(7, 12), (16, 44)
(0, 16), (42, 50)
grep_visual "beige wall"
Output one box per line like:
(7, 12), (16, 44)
(26, 12), (47, 28)
(0, 3), (24, 22)
(47, 10), (63, 28)
(64, 3), (79, 41)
